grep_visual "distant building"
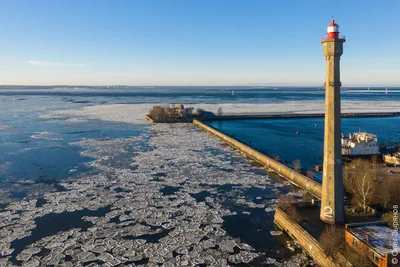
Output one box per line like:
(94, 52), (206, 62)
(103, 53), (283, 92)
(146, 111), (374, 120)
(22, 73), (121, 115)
(345, 222), (397, 267)
(147, 104), (204, 122)
(174, 104), (193, 118)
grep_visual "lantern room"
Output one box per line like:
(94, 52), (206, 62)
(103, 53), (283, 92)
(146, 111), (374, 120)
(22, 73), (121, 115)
(327, 20), (340, 39)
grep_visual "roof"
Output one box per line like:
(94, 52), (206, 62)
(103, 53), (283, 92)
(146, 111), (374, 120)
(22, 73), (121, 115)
(346, 224), (394, 256)
(328, 20), (339, 27)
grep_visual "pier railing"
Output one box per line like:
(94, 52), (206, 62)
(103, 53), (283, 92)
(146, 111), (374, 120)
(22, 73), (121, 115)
(321, 35), (346, 42)
(193, 119), (322, 199)
(204, 111), (400, 121)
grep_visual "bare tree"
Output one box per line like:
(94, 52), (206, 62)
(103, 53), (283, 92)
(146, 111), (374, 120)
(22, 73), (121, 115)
(272, 154), (280, 162)
(319, 225), (375, 266)
(370, 155), (379, 168)
(343, 163), (354, 193)
(343, 246), (374, 267)
(377, 173), (391, 210)
(302, 192), (315, 203)
(388, 179), (400, 208)
(217, 107), (223, 116)
(345, 159), (376, 213)
(293, 159), (302, 172)
(277, 195), (303, 222)
(277, 195), (297, 211)
(286, 205), (303, 223)
(306, 170), (314, 179)
(196, 108), (204, 116)
(149, 105), (182, 120)
(319, 225), (345, 258)
(164, 104), (172, 118)
(355, 165), (376, 214)
(149, 106), (166, 120)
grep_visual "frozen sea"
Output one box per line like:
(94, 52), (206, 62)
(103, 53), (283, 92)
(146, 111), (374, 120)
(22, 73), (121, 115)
(1, 86), (400, 266)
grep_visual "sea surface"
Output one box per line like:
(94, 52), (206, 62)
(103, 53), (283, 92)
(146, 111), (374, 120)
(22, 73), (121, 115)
(1, 86), (400, 265)
(1, 86), (400, 104)
(207, 116), (400, 172)
(1, 86), (399, 184)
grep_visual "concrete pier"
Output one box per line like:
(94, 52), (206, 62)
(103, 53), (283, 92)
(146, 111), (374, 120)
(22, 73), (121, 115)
(193, 119), (322, 198)
(147, 112), (400, 123)
(203, 112), (400, 121)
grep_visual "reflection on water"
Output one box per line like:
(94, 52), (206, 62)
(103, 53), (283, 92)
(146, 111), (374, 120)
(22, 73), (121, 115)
(0, 118), (144, 183)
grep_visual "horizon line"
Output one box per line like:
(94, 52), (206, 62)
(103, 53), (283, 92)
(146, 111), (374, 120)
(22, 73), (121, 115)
(1, 84), (399, 88)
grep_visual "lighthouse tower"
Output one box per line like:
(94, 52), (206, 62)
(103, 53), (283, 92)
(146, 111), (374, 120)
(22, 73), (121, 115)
(320, 20), (345, 224)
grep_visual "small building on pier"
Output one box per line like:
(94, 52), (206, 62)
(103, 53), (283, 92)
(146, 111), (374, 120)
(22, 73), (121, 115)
(345, 222), (397, 267)
(174, 104), (193, 117)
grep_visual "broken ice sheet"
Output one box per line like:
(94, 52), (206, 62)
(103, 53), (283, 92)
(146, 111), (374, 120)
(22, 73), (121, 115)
(1, 114), (314, 266)
(270, 231), (283, 236)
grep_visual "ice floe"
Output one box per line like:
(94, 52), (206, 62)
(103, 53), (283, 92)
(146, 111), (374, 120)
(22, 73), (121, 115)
(1, 112), (315, 266)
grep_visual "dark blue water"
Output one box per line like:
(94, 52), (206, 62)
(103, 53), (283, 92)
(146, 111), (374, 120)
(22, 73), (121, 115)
(0, 94), (146, 187)
(207, 116), (400, 171)
(10, 206), (111, 263)
(0, 118), (144, 183)
(1, 86), (400, 104)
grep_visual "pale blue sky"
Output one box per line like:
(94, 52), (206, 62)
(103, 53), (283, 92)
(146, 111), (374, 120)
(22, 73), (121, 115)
(0, 0), (399, 86)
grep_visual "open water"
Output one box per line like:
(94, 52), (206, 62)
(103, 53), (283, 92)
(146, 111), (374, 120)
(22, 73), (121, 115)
(1, 86), (400, 184)
(1, 86), (399, 265)
(207, 116), (400, 171)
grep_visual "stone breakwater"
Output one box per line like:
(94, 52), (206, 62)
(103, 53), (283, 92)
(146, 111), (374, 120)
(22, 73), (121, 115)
(0, 123), (313, 266)
(193, 119), (322, 199)
(192, 120), (356, 266)
(274, 208), (352, 267)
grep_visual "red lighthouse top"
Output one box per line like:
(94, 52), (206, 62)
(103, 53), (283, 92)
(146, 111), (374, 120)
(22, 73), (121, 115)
(327, 19), (340, 40)
(328, 20), (339, 27)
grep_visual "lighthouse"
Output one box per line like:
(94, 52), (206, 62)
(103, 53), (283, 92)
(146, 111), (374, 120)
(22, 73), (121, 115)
(320, 20), (345, 224)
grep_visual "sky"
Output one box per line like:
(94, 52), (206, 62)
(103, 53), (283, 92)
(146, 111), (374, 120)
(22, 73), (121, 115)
(0, 0), (399, 86)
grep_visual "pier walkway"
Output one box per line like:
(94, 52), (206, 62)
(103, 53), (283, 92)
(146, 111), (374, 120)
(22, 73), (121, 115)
(202, 111), (400, 121)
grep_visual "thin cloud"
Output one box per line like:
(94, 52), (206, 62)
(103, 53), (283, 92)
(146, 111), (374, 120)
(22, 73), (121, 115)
(28, 60), (85, 67)
(95, 72), (130, 76)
